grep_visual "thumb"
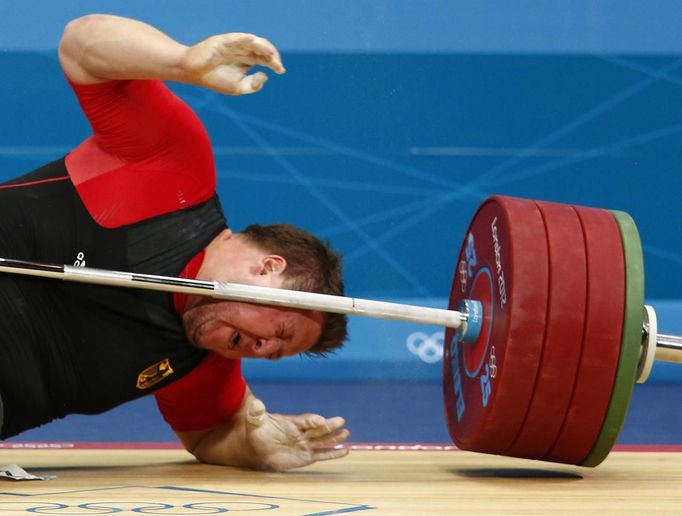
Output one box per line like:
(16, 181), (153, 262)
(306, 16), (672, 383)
(246, 397), (267, 427)
(239, 72), (268, 95)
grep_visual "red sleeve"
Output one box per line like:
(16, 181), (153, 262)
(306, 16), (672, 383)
(154, 353), (247, 432)
(64, 79), (216, 227)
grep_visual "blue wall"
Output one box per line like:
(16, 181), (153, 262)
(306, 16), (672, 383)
(3, 1), (682, 54)
(1, 2), (681, 384)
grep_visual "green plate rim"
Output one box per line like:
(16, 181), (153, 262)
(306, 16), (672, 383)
(581, 210), (644, 466)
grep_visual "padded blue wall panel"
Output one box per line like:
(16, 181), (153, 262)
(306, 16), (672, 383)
(1, 2), (681, 385)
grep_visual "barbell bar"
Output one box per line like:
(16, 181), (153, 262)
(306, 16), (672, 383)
(0, 257), (483, 339)
(0, 194), (680, 467)
(0, 258), (676, 369)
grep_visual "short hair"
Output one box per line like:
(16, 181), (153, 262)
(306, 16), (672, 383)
(240, 223), (348, 355)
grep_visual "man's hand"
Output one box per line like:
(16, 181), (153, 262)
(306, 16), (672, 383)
(176, 389), (350, 471)
(182, 33), (286, 95)
(59, 14), (284, 93)
(244, 397), (350, 471)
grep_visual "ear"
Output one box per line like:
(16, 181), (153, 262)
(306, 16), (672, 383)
(258, 255), (287, 276)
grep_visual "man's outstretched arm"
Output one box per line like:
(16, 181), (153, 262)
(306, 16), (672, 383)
(58, 13), (285, 93)
(175, 388), (350, 471)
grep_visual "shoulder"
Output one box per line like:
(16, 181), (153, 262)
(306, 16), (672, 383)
(66, 79), (217, 226)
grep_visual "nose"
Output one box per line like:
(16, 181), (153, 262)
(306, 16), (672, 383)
(251, 338), (282, 358)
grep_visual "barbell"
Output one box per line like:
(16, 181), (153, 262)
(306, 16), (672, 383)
(0, 195), (679, 468)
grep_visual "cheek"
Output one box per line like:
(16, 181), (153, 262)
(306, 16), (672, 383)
(196, 324), (233, 352)
(183, 303), (235, 349)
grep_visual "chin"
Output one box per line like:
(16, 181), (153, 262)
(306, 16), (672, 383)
(201, 345), (246, 360)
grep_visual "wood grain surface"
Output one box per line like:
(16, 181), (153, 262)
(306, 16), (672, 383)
(0, 446), (679, 514)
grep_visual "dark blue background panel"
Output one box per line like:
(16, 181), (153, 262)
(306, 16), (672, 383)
(11, 382), (682, 445)
(2, 52), (682, 301)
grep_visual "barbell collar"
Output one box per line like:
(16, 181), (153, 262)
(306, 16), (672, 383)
(456, 299), (483, 343)
(637, 305), (682, 384)
(636, 305), (657, 383)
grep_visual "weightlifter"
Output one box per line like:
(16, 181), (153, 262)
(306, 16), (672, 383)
(0, 14), (350, 470)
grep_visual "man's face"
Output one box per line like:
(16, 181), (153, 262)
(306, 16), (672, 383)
(182, 299), (324, 360)
(184, 230), (324, 359)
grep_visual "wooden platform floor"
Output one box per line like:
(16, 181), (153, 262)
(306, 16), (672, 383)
(0, 446), (680, 514)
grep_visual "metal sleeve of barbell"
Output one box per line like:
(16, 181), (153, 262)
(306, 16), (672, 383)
(655, 333), (682, 365)
(0, 258), (465, 329)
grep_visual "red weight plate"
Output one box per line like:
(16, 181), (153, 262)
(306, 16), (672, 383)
(505, 200), (587, 459)
(443, 196), (548, 454)
(543, 205), (624, 464)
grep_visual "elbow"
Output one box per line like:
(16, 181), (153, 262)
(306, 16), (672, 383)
(186, 441), (223, 467)
(189, 447), (213, 466)
(175, 430), (215, 465)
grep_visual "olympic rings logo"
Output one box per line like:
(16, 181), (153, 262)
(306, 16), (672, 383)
(406, 331), (444, 364)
